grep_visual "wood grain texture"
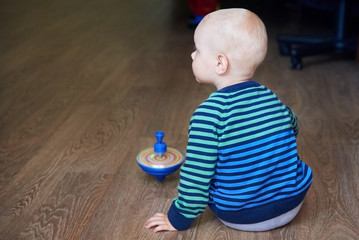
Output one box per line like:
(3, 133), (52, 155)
(1, 0), (359, 239)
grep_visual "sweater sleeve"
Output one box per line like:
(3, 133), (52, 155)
(286, 106), (299, 136)
(168, 103), (219, 230)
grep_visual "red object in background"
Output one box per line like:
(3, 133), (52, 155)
(189, 0), (218, 16)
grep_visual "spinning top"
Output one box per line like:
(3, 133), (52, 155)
(137, 131), (184, 181)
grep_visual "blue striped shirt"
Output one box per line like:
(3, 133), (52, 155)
(168, 81), (312, 230)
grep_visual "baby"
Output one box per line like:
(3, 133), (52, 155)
(146, 8), (312, 232)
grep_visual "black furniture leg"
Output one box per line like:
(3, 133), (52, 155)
(277, 0), (357, 69)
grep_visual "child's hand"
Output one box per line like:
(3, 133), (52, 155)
(145, 213), (177, 232)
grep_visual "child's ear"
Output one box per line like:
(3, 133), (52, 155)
(216, 54), (229, 75)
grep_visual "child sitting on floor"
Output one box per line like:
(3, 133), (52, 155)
(146, 8), (313, 232)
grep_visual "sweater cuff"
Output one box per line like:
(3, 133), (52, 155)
(167, 201), (195, 231)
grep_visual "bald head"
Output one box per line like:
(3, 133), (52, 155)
(197, 8), (268, 78)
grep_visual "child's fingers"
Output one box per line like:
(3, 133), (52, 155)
(146, 213), (165, 224)
(145, 218), (166, 228)
(145, 213), (166, 228)
(145, 213), (177, 232)
(153, 224), (171, 233)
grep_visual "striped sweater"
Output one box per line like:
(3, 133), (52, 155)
(168, 81), (312, 230)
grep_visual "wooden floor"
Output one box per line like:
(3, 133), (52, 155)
(1, 0), (359, 239)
